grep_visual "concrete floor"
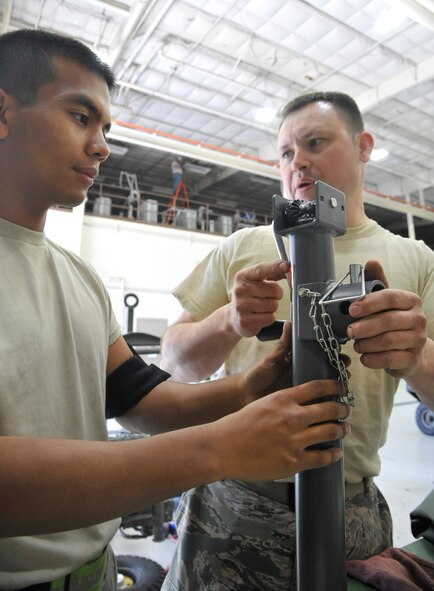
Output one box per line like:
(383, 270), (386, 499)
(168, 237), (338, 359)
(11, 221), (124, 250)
(375, 381), (434, 547)
(111, 380), (434, 569)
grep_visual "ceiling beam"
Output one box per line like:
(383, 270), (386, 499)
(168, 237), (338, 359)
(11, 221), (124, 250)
(116, 0), (175, 80)
(356, 54), (434, 112)
(115, 80), (271, 133)
(108, 121), (279, 178)
(395, 0), (434, 32)
(158, 49), (280, 103)
(69, 0), (129, 16)
(1, 0), (13, 34)
(107, 0), (152, 69)
(414, 0), (434, 10)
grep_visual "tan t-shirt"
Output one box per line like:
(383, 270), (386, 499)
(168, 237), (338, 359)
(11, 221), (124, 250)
(0, 218), (122, 587)
(174, 220), (434, 483)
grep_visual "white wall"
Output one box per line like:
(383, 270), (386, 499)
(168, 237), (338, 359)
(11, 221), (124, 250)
(45, 203), (85, 254)
(46, 210), (225, 332)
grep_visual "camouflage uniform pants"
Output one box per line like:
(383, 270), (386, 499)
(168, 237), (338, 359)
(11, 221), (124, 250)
(161, 479), (392, 591)
(103, 546), (118, 591)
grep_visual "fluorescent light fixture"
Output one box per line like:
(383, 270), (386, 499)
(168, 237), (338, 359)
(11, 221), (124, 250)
(370, 148), (389, 162)
(184, 163), (211, 175)
(373, 8), (407, 35)
(107, 143), (128, 156)
(254, 107), (277, 124)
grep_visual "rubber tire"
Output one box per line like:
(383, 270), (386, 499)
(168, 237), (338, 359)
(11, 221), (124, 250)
(415, 403), (434, 436)
(116, 555), (166, 591)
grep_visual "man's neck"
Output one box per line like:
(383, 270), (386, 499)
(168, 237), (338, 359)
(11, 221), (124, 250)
(345, 192), (370, 228)
(346, 208), (370, 228)
(0, 199), (46, 232)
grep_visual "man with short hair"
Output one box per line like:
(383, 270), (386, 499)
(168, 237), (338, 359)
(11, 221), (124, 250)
(160, 91), (434, 590)
(0, 31), (350, 589)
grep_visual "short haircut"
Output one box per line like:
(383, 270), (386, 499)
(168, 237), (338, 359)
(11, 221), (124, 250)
(0, 28), (115, 104)
(279, 92), (364, 136)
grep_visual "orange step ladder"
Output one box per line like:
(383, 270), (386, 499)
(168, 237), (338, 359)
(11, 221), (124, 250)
(166, 179), (190, 225)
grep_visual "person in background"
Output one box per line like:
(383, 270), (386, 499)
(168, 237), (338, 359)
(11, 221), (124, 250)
(171, 156), (183, 193)
(0, 30), (351, 590)
(160, 91), (434, 591)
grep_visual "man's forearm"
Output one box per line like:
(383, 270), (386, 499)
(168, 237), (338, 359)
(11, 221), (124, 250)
(0, 378), (351, 537)
(122, 322), (292, 435)
(160, 304), (241, 381)
(0, 430), (220, 537)
(117, 373), (245, 435)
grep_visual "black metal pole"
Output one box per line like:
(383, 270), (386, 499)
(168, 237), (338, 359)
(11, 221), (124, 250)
(270, 181), (348, 591)
(290, 229), (346, 591)
(265, 183), (385, 591)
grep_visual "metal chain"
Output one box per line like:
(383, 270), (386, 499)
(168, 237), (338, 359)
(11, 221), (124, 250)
(299, 287), (355, 406)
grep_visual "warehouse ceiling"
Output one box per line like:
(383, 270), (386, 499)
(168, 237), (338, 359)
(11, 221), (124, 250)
(3, 0), (434, 246)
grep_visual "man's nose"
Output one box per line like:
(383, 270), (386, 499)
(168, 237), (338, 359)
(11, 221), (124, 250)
(87, 131), (110, 162)
(291, 147), (309, 171)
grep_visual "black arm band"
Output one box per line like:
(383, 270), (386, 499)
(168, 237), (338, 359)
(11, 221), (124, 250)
(105, 353), (170, 419)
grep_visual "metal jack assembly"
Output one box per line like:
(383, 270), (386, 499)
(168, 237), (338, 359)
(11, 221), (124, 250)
(268, 181), (384, 591)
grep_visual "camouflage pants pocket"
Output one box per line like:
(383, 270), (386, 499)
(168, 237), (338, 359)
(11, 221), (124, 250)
(163, 482), (296, 591)
(345, 480), (393, 559)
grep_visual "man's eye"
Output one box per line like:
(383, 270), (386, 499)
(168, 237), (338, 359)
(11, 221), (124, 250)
(308, 138), (323, 148)
(71, 112), (89, 125)
(282, 150), (294, 161)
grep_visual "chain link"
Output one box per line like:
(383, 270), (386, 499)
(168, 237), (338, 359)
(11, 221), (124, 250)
(298, 287), (355, 406)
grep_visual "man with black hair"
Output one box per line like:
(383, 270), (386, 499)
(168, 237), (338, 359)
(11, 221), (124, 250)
(0, 31), (350, 589)
(161, 91), (434, 590)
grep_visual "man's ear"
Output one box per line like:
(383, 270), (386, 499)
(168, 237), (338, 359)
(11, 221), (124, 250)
(0, 89), (14, 140)
(358, 130), (375, 163)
